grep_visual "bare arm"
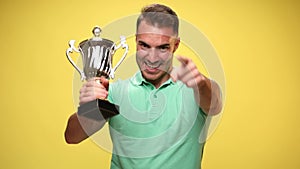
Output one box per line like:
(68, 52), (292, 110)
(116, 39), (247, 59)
(171, 56), (223, 115)
(64, 77), (109, 144)
(194, 77), (222, 115)
(65, 113), (88, 144)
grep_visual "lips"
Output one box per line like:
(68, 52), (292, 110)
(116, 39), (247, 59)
(145, 60), (162, 69)
(144, 61), (162, 73)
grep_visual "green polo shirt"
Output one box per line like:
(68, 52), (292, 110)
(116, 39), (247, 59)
(108, 71), (207, 169)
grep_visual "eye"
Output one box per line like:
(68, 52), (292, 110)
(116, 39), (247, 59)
(138, 41), (150, 50)
(158, 45), (170, 53)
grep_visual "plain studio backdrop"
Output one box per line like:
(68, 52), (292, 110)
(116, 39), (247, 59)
(0, 0), (299, 169)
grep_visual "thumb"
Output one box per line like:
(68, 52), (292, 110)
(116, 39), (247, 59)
(100, 77), (109, 90)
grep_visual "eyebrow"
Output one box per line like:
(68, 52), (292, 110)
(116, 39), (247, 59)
(137, 40), (170, 48)
(137, 41), (150, 48)
(157, 44), (170, 49)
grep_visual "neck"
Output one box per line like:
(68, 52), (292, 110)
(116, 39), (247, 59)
(149, 74), (171, 89)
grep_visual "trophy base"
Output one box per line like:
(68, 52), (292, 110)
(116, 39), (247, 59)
(77, 99), (119, 120)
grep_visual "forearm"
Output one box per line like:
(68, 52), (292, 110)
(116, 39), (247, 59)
(65, 112), (107, 144)
(194, 79), (222, 115)
(64, 113), (89, 144)
(65, 78), (109, 144)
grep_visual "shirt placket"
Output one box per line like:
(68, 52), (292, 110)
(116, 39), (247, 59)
(148, 90), (160, 120)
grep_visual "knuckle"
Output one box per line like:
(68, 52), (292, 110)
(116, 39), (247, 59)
(79, 87), (84, 93)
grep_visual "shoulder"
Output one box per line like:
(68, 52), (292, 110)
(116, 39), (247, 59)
(108, 72), (140, 104)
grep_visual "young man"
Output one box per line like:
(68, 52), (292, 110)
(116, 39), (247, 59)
(65, 4), (222, 169)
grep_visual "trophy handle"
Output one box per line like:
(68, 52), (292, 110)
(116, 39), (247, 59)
(66, 40), (86, 81)
(109, 36), (128, 79)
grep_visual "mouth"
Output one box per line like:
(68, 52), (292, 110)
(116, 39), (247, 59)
(144, 60), (162, 69)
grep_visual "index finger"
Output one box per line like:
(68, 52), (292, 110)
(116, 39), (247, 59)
(87, 77), (101, 82)
(176, 55), (190, 65)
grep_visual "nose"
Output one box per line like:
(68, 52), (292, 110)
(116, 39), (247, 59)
(148, 48), (159, 61)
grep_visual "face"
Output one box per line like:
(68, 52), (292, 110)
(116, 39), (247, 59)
(136, 20), (180, 87)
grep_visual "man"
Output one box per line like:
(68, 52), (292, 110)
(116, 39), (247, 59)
(65, 3), (222, 169)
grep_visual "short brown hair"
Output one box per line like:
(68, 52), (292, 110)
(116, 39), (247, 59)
(136, 4), (179, 35)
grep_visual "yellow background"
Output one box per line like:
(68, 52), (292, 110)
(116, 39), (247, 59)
(0, 0), (299, 169)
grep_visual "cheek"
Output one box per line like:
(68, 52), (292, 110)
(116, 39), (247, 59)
(136, 50), (146, 67)
(137, 49), (148, 58)
(162, 53), (173, 68)
(160, 52), (173, 62)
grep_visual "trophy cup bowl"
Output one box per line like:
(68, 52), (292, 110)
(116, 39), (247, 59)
(66, 26), (128, 120)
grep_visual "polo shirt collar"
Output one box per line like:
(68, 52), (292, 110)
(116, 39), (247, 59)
(130, 71), (175, 87)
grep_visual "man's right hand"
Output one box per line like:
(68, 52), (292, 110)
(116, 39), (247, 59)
(79, 77), (109, 105)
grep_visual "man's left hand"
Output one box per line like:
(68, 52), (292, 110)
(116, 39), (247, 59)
(171, 55), (208, 89)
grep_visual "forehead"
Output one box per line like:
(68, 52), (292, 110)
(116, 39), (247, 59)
(136, 33), (173, 45)
(136, 20), (176, 38)
(136, 21), (177, 46)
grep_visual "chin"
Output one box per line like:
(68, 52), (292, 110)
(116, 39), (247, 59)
(142, 71), (159, 80)
(142, 70), (169, 82)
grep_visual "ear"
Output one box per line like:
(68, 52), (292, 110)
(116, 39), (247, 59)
(173, 37), (180, 53)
